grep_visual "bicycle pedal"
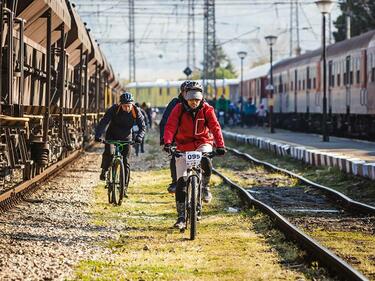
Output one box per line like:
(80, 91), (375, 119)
(179, 228), (185, 233)
(124, 193), (129, 198)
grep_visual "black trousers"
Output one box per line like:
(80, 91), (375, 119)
(134, 139), (145, 156)
(170, 155), (177, 183)
(101, 143), (131, 171)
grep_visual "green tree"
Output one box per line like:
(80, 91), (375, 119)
(179, 44), (237, 80)
(333, 0), (375, 42)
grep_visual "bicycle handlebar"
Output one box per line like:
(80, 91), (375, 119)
(100, 139), (135, 146)
(170, 147), (216, 158)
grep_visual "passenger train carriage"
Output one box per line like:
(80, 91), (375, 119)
(242, 30), (375, 140)
(0, 0), (122, 190)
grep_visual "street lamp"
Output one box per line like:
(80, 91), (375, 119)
(265, 35), (277, 133)
(315, 0), (334, 142)
(237, 51), (247, 118)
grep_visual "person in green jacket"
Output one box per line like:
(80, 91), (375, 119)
(215, 94), (229, 126)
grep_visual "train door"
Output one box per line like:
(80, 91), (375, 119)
(294, 69), (297, 113)
(306, 66), (310, 114)
(279, 74), (283, 113)
(345, 56), (351, 115)
(328, 60), (333, 115)
(366, 50), (375, 114)
(360, 49), (368, 113)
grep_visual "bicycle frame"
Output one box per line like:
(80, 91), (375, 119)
(172, 149), (215, 239)
(103, 140), (133, 205)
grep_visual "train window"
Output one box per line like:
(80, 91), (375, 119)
(350, 71), (353, 85)
(307, 78), (311, 89)
(332, 75), (335, 87)
(299, 80), (301, 90)
(337, 74), (341, 86)
(313, 78), (316, 89)
(356, 70), (360, 84)
(303, 80), (305, 90)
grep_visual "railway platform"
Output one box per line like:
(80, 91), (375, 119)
(224, 127), (375, 180)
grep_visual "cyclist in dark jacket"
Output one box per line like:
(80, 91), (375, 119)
(95, 92), (146, 180)
(159, 80), (193, 193)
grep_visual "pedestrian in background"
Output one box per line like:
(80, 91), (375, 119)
(142, 102), (153, 128)
(256, 104), (267, 127)
(133, 103), (149, 156)
(243, 97), (256, 127)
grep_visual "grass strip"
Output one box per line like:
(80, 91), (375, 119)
(71, 166), (332, 280)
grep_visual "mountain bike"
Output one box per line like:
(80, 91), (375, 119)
(172, 149), (216, 240)
(102, 140), (133, 206)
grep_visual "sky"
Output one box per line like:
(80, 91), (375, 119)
(75, 0), (342, 82)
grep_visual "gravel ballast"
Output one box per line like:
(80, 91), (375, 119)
(0, 146), (125, 280)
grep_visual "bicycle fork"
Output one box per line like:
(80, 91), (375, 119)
(184, 173), (202, 231)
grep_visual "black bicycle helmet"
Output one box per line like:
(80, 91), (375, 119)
(180, 80), (192, 92)
(185, 81), (203, 93)
(120, 92), (134, 104)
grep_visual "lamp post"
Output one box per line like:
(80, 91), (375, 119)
(265, 35), (277, 133)
(315, 0), (334, 142)
(237, 51), (247, 117)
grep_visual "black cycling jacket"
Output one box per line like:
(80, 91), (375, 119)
(95, 104), (146, 141)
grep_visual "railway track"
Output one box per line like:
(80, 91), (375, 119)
(0, 146), (89, 211)
(213, 147), (375, 281)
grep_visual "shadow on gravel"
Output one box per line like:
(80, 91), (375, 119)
(0, 219), (110, 233)
(8, 232), (103, 245)
(133, 200), (171, 205)
(131, 191), (165, 196)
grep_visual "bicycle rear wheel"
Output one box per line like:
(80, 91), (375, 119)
(189, 176), (199, 240)
(112, 159), (125, 206)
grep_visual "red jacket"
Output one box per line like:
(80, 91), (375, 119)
(163, 101), (225, 151)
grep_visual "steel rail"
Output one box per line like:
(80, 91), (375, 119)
(227, 147), (375, 215)
(0, 149), (82, 205)
(213, 168), (369, 281)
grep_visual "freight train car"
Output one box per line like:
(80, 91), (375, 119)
(0, 0), (122, 191)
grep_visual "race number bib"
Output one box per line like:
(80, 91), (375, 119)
(185, 151), (202, 168)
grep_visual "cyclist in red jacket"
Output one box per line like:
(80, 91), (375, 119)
(163, 82), (226, 228)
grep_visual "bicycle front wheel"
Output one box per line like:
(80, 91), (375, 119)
(107, 168), (113, 204)
(112, 159), (125, 206)
(124, 162), (131, 197)
(189, 175), (199, 240)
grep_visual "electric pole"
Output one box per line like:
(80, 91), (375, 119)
(203, 0), (216, 98)
(289, 0), (294, 57)
(129, 0), (135, 82)
(295, 0), (301, 55)
(346, 0), (351, 40)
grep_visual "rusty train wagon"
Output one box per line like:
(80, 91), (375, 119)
(0, 0), (122, 191)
